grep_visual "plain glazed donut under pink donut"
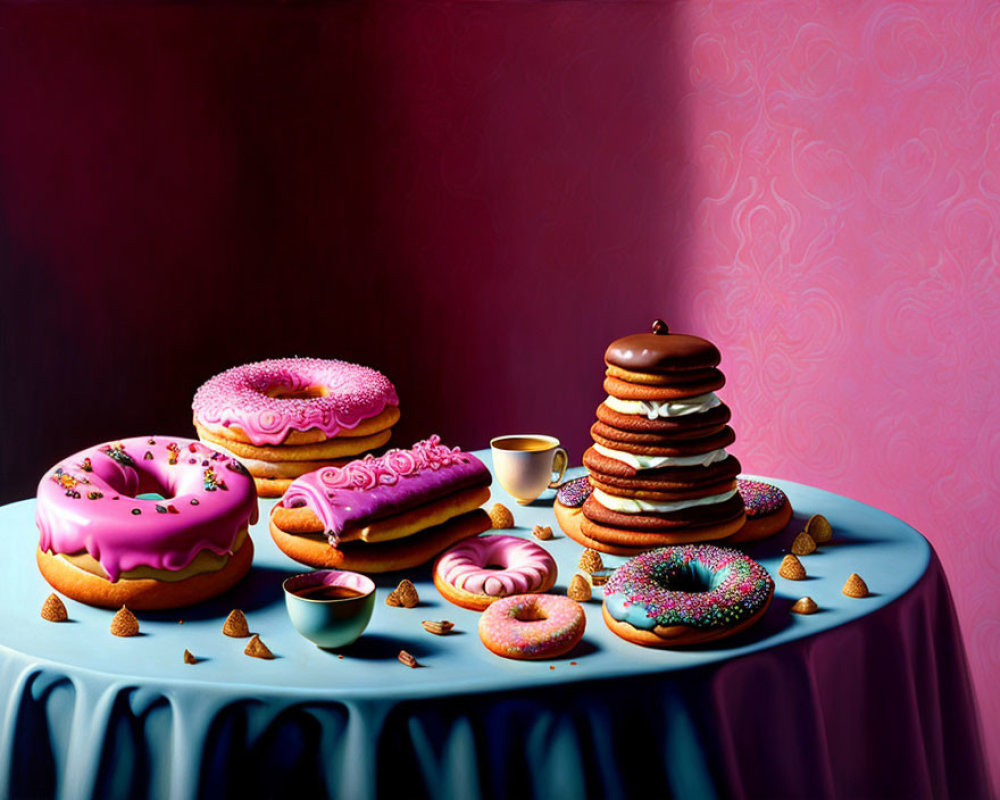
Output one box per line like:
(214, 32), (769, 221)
(433, 535), (557, 611)
(478, 594), (586, 660)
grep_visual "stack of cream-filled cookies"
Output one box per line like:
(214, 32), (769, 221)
(569, 320), (746, 555)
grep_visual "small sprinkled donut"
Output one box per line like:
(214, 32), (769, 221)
(602, 544), (774, 647)
(478, 594), (586, 660)
(193, 357), (400, 497)
(434, 535), (557, 611)
(727, 478), (793, 543)
(35, 436), (258, 610)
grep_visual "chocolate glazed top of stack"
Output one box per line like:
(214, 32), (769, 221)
(580, 320), (746, 549)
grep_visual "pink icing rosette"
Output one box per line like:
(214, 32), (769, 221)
(281, 436), (490, 544)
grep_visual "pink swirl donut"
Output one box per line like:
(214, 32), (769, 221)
(478, 594), (586, 660)
(35, 436), (259, 609)
(192, 357), (399, 446)
(433, 535), (557, 610)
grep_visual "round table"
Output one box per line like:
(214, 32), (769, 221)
(0, 456), (989, 800)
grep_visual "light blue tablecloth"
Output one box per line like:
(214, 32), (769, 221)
(0, 456), (989, 799)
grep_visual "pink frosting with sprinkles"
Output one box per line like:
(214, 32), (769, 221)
(478, 594), (586, 659)
(556, 476), (592, 508)
(737, 478), (788, 518)
(192, 357), (399, 446)
(435, 535), (556, 597)
(280, 436), (490, 544)
(36, 436), (259, 582)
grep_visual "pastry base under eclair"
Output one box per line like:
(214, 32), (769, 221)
(270, 509), (491, 572)
(272, 485), (490, 543)
(36, 529), (254, 611)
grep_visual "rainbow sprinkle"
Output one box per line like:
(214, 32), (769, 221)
(604, 545), (773, 630)
(556, 476), (592, 508)
(737, 479), (787, 518)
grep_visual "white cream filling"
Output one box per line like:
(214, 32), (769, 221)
(593, 487), (738, 514)
(604, 392), (720, 420)
(593, 443), (729, 470)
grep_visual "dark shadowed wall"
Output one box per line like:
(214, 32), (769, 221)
(0, 1), (690, 503)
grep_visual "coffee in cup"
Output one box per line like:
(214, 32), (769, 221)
(490, 434), (568, 504)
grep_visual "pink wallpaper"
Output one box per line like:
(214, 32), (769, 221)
(673, 0), (1000, 788)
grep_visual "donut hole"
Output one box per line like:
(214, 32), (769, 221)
(102, 471), (177, 502)
(484, 563), (506, 571)
(512, 604), (548, 623)
(658, 562), (725, 594)
(266, 384), (329, 401)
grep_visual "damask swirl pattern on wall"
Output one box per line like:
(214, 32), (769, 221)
(677, 1), (1000, 786)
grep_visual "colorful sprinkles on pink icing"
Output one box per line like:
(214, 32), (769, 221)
(192, 357), (399, 446)
(737, 479), (788, 518)
(604, 545), (773, 630)
(556, 476), (592, 508)
(478, 594), (585, 659)
(36, 436), (258, 581)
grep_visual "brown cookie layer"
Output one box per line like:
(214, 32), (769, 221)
(595, 402), (731, 435)
(604, 373), (725, 401)
(580, 514), (744, 547)
(591, 425), (735, 456)
(589, 476), (737, 502)
(582, 492), (744, 530)
(583, 447), (741, 483)
(605, 328), (720, 373)
(555, 503), (659, 556)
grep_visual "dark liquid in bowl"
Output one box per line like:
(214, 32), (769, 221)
(294, 585), (365, 601)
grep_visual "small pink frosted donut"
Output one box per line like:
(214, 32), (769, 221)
(192, 357), (399, 446)
(433, 535), (557, 611)
(478, 594), (586, 660)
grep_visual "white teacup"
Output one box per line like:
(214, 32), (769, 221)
(490, 435), (568, 505)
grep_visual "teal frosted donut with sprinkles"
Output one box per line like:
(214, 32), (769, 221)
(602, 544), (774, 647)
(478, 594), (586, 660)
(727, 478), (793, 543)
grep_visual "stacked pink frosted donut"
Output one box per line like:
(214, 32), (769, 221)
(193, 358), (400, 497)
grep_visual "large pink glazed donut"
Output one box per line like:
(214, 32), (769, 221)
(433, 535), (558, 610)
(35, 436), (259, 610)
(192, 357), (399, 447)
(478, 594), (586, 660)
